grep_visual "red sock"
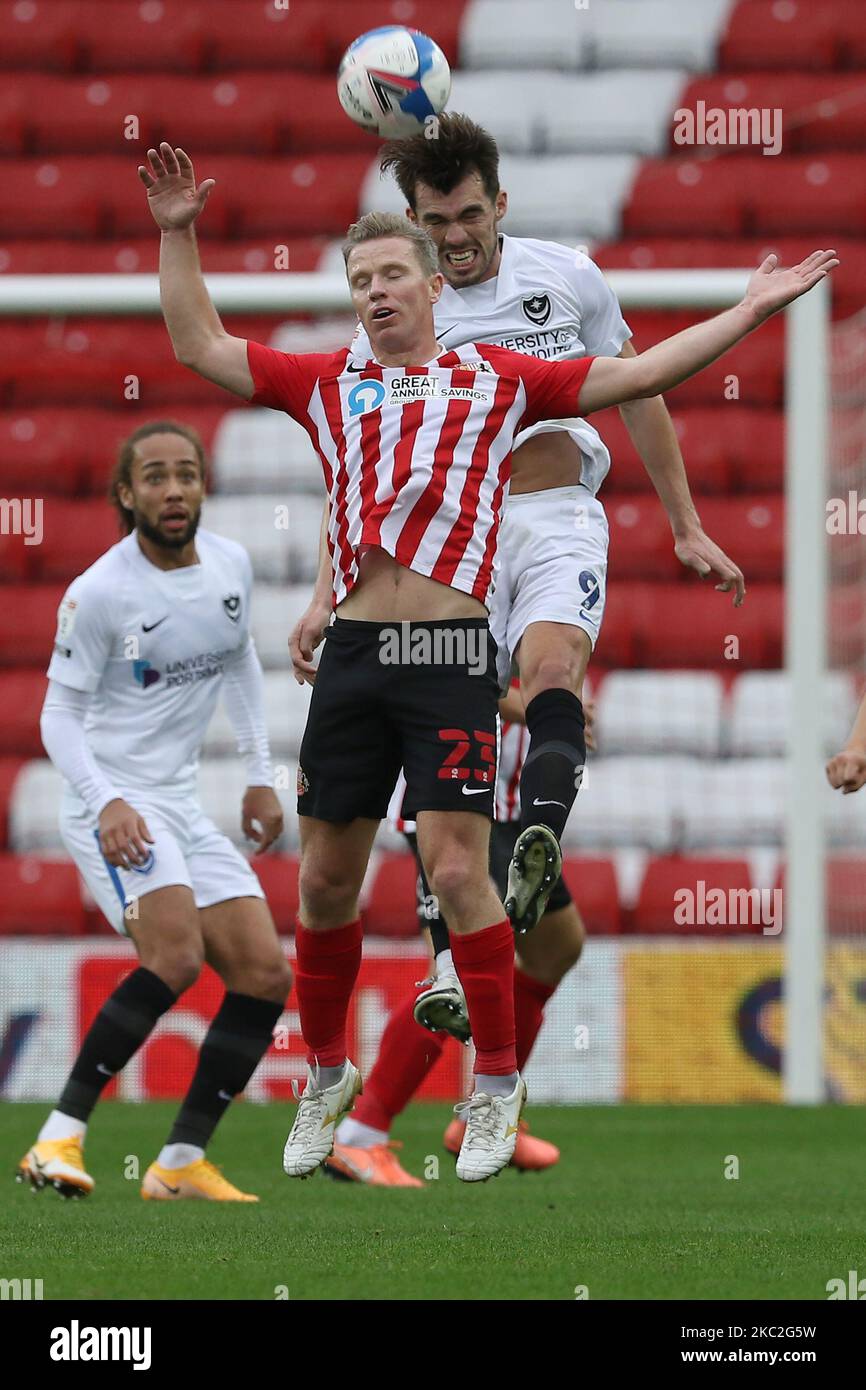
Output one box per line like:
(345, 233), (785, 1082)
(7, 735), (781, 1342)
(294, 918), (363, 1067)
(352, 989), (448, 1133)
(514, 968), (556, 1072)
(451, 920), (516, 1075)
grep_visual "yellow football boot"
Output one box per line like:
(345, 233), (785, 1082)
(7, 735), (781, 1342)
(141, 1158), (258, 1201)
(17, 1137), (94, 1198)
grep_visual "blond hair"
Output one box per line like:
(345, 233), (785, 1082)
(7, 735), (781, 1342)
(342, 211), (438, 277)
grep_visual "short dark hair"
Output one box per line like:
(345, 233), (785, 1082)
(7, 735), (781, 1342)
(109, 420), (206, 535)
(379, 113), (500, 211)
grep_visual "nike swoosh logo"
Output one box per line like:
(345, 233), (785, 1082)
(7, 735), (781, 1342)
(462, 785), (492, 795)
(96, 1063), (114, 1076)
(533, 798), (567, 809)
(156, 1177), (180, 1194)
(346, 363), (370, 373)
(142, 617), (168, 633)
(218, 1090), (233, 1102)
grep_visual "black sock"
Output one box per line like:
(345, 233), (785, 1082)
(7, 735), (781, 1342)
(414, 841), (452, 958)
(519, 688), (586, 841)
(57, 967), (176, 1122)
(167, 993), (285, 1148)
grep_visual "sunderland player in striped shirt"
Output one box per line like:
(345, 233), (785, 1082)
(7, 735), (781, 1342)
(340, 114), (749, 937)
(141, 139), (835, 1180)
(17, 422), (291, 1203)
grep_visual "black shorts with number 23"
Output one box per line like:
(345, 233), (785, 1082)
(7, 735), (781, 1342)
(297, 617), (501, 823)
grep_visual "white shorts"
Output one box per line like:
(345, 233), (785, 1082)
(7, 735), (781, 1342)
(60, 789), (264, 936)
(489, 485), (608, 692)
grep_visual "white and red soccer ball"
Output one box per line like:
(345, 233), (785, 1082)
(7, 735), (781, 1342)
(337, 26), (451, 138)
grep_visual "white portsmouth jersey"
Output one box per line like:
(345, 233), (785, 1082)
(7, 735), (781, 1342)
(352, 234), (631, 496)
(47, 529), (255, 800)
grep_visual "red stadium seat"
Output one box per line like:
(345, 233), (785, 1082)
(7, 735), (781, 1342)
(830, 586), (866, 668)
(747, 156), (866, 237)
(724, 409), (785, 493)
(0, 854), (86, 936)
(0, 1), (78, 72)
(0, 407), (102, 496)
(559, 857), (621, 935)
(0, 160), (103, 239)
(0, 759), (27, 849)
(635, 856), (760, 935)
(276, 74), (377, 154)
(692, 497), (784, 583)
(0, 672), (48, 758)
(624, 582), (782, 669)
(364, 853), (422, 938)
(24, 74), (162, 156)
(623, 159), (746, 238)
(249, 855), (300, 936)
(322, 0), (465, 67)
(0, 585), (65, 668)
(202, 0), (329, 72)
(225, 155), (374, 237)
(719, 1), (843, 71)
(674, 74), (866, 155)
(593, 586), (638, 669)
(0, 85), (26, 157)
(0, 237), (331, 276)
(776, 858), (866, 936)
(80, 405), (229, 495)
(75, 0), (205, 73)
(607, 497), (680, 581)
(593, 407), (733, 495)
(32, 500), (121, 583)
(147, 75), (285, 156)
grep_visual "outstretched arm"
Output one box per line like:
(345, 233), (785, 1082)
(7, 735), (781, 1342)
(579, 251), (838, 415)
(139, 142), (253, 397)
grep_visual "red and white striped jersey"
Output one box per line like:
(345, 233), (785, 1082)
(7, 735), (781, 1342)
(247, 339), (594, 607)
(387, 708), (528, 832)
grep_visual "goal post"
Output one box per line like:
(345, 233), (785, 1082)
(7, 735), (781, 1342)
(0, 267), (830, 1103)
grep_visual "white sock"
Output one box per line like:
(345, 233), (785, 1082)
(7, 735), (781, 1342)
(38, 1110), (86, 1143)
(436, 949), (455, 979)
(474, 1072), (520, 1099)
(311, 1061), (345, 1090)
(336, 1117), (388, 1149)
(157, 1143), (204, 1170)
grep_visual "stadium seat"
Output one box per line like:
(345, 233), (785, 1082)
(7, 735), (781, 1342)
(0, 671), (48, 758)
(559, 856), (622, 934)
(196, 758), (299, 851)
(202, 495), (323, 583)
(249, 586), (313, 670)
(825, 858), (866, 936)
(446, 70), (548, 154)
(719, 0), (844, 71)
(634, 855), (761, 935)
(0, 1), (78, 72)
(211, 407), (324, 495)
(592, 406), (733, 495)
(0, 585), (65, 669)
(829, 586), (866, 669)
(0, 758), (26, 850)
(692, 497), (784, 583)
(566, 755), (694, 851)
(623, 158), (746, 237)
(591, 0), (730, 71)
(596, 671), (724, 757)
(363, 853), (422, 938)
(7, 759), (64, 852)
(326, 0), (465, 67)
(249, 855), (299, 936)
(24, 74), (164, 156)
(201, 0), (329, 73)
(607, 496), (681, 580)
(0, 853), (86, 936)
(629, 310), (784, 407)
(680, 759), (786, 848)
(634, 582), (783, 669)
(33, 500), (122, 582)
(227, 155), (375, 238)
(74, 0), (205, 73)
(748, 156), (866, 238)
(546, 68), (687, 157)
(592, 585), (639, 669)
(675, 73), (866, 155)
(459, 0), (591, 70)
(728, 671), (856, 758)
(0, 85), (25, 157)
(78, 405), (228, 495)
(0, 160), (104, 239)
(0, 407), (104, 496)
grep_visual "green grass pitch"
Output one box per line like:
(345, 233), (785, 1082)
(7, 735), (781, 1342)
(3, 1102), (862, 1301)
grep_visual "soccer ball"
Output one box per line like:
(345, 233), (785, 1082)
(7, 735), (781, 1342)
(337, 26), (451, 138)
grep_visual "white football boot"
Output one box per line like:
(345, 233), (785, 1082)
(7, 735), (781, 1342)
(413, 970), (471, 1044)
(454, 1077), (528, 1182)
(282, 1061), (363, 1178)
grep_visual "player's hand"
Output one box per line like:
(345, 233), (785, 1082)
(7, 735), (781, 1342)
(826, 749), (866, 794)
(137, 143), (215, 230)
(242, 786), (284, 853)
(674, 524), (746, 607)
(289, 599), (330, 686)
(741, 249), (838, 323)
(98, 799), (154, 869)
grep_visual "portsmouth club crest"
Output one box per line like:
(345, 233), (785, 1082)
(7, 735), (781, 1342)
(223, 594), (241, 622)
(522, 293), (551, 326)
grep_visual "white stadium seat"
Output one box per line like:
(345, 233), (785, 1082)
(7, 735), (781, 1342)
(195, 759), (300, 850)
(445, 71), (550, 153)
(564, 755), (692, 851)
(460, 0), (592, 71)
(680, 760), (786, 849)
(728, 673), (857, 757)
(211, 407), (324, 494)
(542, 70), (687, 156)
(203, 670), (312, 760)
(589, 0), (731, 71)
(9, 761), (65, 851)
(596, 671), (724, 757)
(249, 584), (317, 669)
(202, 495), (323, 583)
